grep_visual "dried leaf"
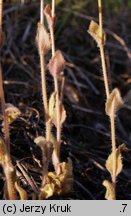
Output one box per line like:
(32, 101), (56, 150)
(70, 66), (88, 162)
(15, 182), (27, 200)
(0, 137), (9, 165)
(60, 104), (67, 125)
(118, 143), (128, 152)
(34, 136), (53, 164)
(106, 144), (125, 178)
(36, 22), (51, 54)
(52, 103), (66, 127)
(39, 159), (73, 199)
(103, 180), (115, 200)
(48, 50), (65, 77)
(44, 4), (53, 29)
(34, 136), (47, 147)
(57, 159), (73, 194)
(39, 182), (55, 199)
(88, 20), (106, 46)
(49, 92), (56, 120)
(50, 133), (59, 168)
(5, 103), (21, 124)
(64, 83), (80, 104)
(106, 88), (123, 116)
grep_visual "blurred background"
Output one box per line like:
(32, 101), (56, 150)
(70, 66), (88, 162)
(0, 0), (131, 199)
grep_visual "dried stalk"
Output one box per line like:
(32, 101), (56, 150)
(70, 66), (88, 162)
(4, 158), (17, 200)
(110, 101), (117, 189)
(98, 0), (116, 198)
(0, 66), (17, 200)
(0, 2), (18, 200)
(50, 0), (61, 161)
(0, 66), (10, 151)
(88, 0), (119, 199)
(0, 0), (2, 31)
(0, 0), (3, 50)
(39, 0), (51, 142)
(40, 0), (44, 24)
(98, 0), (110, 99)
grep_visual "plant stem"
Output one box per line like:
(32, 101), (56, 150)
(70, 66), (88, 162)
(98, 0), (103, 39)
(39, 1), (51, 142)
(98, 0), (116, 199)
(40, 0), (44, 25)
(110, 101), (116, 198)
(0, 66), (10, 153)
(0, 0), (3, 52)
(51, 0), (61, 161)
(98, 0), (110, 99)
(0, 0), (2, 29)
(4, 159), (17, 200)
(40, 54), (50, 141)
(0, 2), (17, 200)
(52, 0), (55, 17)
(99, 45), (110, 99)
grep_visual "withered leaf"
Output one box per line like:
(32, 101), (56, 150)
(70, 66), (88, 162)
(103, 180), (115, 200)
(106, 144), (126, 178)
(52, 103), (66, 127)
(5, 103), (21, 124)
(39, 182), (55, 199)
(49, 92), (56, 120)
(48, 50), (65, 77)
(50, 133), (59, 167)
(34, 136), (53, 164)
(0, 137), (9, 166)
(59, 104), (66, 125)
(34, 136), (47, 146)
(36, 22), (51, 54)
(39, 159), (73, 199)
(56, 158), (73, 193)
(44, 4), (53, 29)
(88, 20), (106, 46)
(106, 88), (123, 116)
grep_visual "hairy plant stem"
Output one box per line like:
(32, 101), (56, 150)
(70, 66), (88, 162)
(51, 0), (61, 162)
(99, 46), (110, 99)
(40, 54), (50, 141)
(0, 0), (2, 29)
(39, 1), (51, 185)
(0, 67), (17, 200)
(0, 67), (10, 153)
(4, 158), (17, 200)
(98, 0), (110, 99)
(52, 0), (55, 18)
(40, 0), (51, 142)
(40, 0), (44, 25)
(0, 0), (3, 55)
(98, 0), (116, 197)
(110, 103), (116, 199)
(0, 2), (17, 200)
